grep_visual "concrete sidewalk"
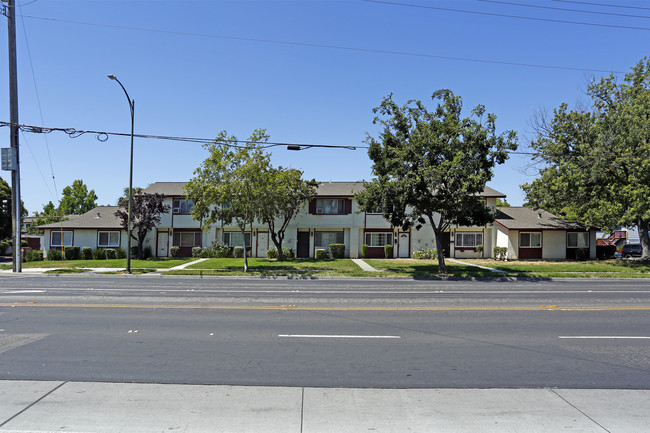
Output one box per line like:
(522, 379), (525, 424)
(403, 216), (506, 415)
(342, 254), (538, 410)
(0, 381), (648, 432)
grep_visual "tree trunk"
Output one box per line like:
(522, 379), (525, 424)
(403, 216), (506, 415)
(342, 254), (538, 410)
(242, 228), (248, 272)
(433, 228), (447, 274)
(638, 218), (650, 260)
(270, 233), (284, 261)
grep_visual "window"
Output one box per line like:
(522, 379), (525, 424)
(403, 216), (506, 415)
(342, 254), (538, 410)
(314, 231), (344, 248)
(315, 199), (344, 215)
(223, 232), (251, 247)
(520, 232), (542, 248)
(567, 232), (589, 248)
(365, 232), (393, 247)
(455, 232), (483, 248)
(51, 231), (72, 247)
(173, 231), (202, 247)
(172, 199), (194, 214)
(98, 231), (120, 247)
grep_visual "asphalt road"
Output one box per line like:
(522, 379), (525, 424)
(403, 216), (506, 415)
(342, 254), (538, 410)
(0, 276), (649, 388)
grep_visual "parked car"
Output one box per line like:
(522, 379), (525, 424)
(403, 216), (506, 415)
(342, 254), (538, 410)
(615, 244), (643, 258)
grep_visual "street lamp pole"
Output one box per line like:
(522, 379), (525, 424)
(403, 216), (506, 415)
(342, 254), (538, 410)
(107, 74), (134, 274)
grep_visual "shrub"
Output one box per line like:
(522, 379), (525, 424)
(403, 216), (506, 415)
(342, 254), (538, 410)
(233, 246), (245, 258)
(330, 243), (345, 259)
(282, 248), (295, 260)
(266, 248), (278, 259)
(192, 247), (202, 258)
(47, 248), (62, 261)
(575, 247), (589, 261)
(170, 246), (180, 257)
(413, 249), (437, 260)
(25, 250), (44, 262)
(0, 241), (9, 255)
(144, 247), (152, 259)
(384, 244), (393, 258)
(93, 248), (106, 260)
(493, 246), (508, 260)
(315, 248), (329, 260)
(476, 245), (484, 257)
(81, 247), (93, 260)
(64, 246), (80, 260)
(105, 248), (117, 259)
(361, 244), (368, 258)
(130, 246), (139, 258)
(211, 241), (231, 258)
(116, 247), (126, 259)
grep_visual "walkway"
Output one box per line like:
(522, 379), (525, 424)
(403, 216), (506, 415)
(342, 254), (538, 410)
(0, 381), (647, 432)
(352, 258), (380, 272)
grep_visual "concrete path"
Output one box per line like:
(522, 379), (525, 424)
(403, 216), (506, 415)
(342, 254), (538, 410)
(168, 258), (208, 271)
(0, 381), (647, 432)
(448, 258), (508, 273)
(352, 258), (380, 272)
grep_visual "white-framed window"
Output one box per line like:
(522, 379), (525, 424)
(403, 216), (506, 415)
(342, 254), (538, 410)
(98, 231), (120, 247)
(455, 232), (483, 247)
(223, 232), (251, 247)
(173, 231), (202, 247)
(314, 231), (344, 248)
(365, 232), (393, 247)
(567, 232), (589, 248)
(520, 232), (542, 248)
(51, 230), (73, 247)
(172, 199), (195, 214)
(315, 199), (345, 215)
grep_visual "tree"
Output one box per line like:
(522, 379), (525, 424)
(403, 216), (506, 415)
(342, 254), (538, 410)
(58, 179), (98, 215)
(496, 198), (510, 207)
(356, 90), (518, 273)
(27, 201), (65, 235)
(116, 186), (143, 206)
(185, 129), (271, 272)
(523, 58), (650, 260)
(257, 167), (317, 261)
(0, 176), (11, 240)
(115, 192), (170, 259)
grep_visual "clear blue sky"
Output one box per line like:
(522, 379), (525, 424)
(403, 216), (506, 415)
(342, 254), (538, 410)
(1, 0), (648, 214)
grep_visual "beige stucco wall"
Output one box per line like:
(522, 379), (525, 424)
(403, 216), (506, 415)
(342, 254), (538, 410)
(542, 230), (566, 259)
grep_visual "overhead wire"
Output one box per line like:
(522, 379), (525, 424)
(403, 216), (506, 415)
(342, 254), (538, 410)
(552, 0), (650, 12)
(17, 13), (622, 74)
(480, 0), (650, 19)
(362, 0), (650, 32)
(17, 0), (59, 203)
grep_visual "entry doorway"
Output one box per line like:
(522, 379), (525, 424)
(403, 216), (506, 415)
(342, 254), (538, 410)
(398, 232), (410, 258)
(297, 231), (310, 258)
(257, 232), (269, 258)
(157, 231), (169, 257)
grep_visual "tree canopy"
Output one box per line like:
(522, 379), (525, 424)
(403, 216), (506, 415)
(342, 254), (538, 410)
(115, 192), (170, 259)
(523, 58), (650, 259)
(58, 179), (98, 215)
(356, 89), (517, 273)
(0, 176), (11, 240)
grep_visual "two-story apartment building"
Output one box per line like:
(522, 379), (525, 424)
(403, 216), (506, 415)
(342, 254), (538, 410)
(38, 181), (597, 260)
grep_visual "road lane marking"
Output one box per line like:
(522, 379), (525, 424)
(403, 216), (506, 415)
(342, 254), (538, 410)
(279, 334), (401, 339)
(558, 336), (650, 339)
(1, 303), (650, 311)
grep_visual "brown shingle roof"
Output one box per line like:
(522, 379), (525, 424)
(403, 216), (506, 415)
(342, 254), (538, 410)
(495, 207), (586, 230)
(36, 206), (123, 229)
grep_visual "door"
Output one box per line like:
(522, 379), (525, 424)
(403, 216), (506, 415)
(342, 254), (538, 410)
(440, 232), (451, 258)
(257, 232), (269, 258)
(398, 232), (410, 258)
(297, 231), (310, 258)
(157, 232), (169, 257)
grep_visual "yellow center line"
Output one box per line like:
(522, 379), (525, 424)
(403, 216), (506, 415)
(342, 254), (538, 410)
(1, 303), (650, 311)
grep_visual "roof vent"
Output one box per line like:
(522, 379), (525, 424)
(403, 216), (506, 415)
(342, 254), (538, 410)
(96, 212), (101, 218)
(538, 212), (542, 219)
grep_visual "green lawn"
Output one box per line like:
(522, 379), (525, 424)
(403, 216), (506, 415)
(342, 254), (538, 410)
(364, 259), (496, 277)
(11, 257), (193, 269)
(168, 258), (367, 276)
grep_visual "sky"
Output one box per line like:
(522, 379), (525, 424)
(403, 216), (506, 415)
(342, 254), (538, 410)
(1, 0), (649, 215)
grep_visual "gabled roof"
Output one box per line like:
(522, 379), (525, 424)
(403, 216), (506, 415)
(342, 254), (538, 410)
(143, 181), (506, 198)
(37, 206), (122, 230)
(495, 207), (587, 231)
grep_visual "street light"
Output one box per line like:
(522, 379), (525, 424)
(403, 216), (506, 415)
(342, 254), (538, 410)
(107, 74), (134, 274)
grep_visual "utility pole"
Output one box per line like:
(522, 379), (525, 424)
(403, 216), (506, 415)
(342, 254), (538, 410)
(3, 0), (22, 272)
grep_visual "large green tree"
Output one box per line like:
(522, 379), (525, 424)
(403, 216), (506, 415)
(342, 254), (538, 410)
(523, 58), (650, 260)
(0, 176), (11, 240)
(257, 167), (317, 261)
(58, 179), (98, 215)
(356, 90), (518, 273)
(185, 130), (271, 271)
(115, 192), (170, 259)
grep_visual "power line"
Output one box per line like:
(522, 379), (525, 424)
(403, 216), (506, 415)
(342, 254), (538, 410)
(552, 0), (650, 12)
(0, 121), (363, 151)
(362, 0), (650, 31)
(18, 13), (621, 74)
(480, 0), (650, 19)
